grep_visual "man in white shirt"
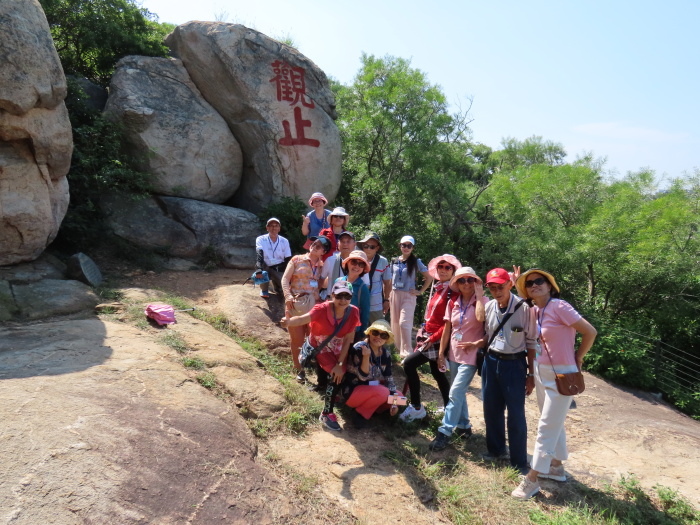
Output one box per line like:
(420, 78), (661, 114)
(255, 218), (292, 299)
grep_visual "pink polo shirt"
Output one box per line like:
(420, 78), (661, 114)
(534, 299), (582, 367)
(444, 295), (488, 365)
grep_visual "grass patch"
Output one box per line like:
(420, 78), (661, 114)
(196, 372), (218, 389)
(181, 356), (205, 369)
(160, 331), (190, 354)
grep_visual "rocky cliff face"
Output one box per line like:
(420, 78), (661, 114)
(0, 0), (73, 265)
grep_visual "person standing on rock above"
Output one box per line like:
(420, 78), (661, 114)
(511, 269), (597, 500)
(281, 236), (332, 383)
(281, 281), (360, 431)
(255, 218), (292, 299)
(399, 254), (459, 423)
(301, 192), (331, 248)
(358, 232), (392, 324)
(389, 236), (432, 359)
(342, 320), (400, 428)
(335, 250), (371, 342)
(428, 266), (487, 450)
(318, 207), (350, 262)
(320, 231), (356, 298)
(481, 267), (537, 475)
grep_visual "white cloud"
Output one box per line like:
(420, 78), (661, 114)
(571, 122), (690, 143)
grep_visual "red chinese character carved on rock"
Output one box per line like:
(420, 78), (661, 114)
(270, 60), (315, 108)
(279, 106), (320, 147)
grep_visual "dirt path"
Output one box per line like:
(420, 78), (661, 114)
(2, 267), (698, 524)
(128, 269), (700, 509)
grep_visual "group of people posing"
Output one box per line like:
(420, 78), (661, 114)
(256, 192), (598, 500)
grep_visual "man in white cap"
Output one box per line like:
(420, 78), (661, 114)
(255, 218), (292, 299)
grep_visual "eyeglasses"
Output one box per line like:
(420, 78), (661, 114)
(400, 243), (413, 249)
(436, 264), (454, 271)
(363, 244), (379, 250)
(335, 293), (352, 301)
(369, 330), (390, 340)
(456, 277), (477, 284)
(525, 277), (548, 288)
(486, 283), (507, 291)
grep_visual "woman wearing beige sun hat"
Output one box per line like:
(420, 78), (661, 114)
(342, 319), (400, 427)
(511, 269), (598, 500)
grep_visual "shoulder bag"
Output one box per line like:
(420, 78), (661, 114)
(299, 307), (351, 369)
(540, 335), (585, 395)
(476, 299), (525, 376)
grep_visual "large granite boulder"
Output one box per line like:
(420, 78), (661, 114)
(0, 0), (72, 266)
(105, 56), (243, 204)
(103, 195), (259, 268)
(165, 23), (342, 212)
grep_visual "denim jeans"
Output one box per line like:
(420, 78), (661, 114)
(438, 362), (477, 436)
(481, 352), (529, 470)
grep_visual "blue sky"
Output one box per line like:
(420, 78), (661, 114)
(140, 0), (699, 182)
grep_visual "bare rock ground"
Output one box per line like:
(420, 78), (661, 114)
(1, 267), (699, 524)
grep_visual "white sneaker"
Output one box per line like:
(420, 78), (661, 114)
(399, 404), (427, 422)
(538, 464), (567, 482)
(512, 478), (540, 500)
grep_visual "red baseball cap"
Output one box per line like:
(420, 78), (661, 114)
(486, 268), (511, 284)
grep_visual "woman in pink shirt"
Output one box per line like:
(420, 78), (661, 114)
(511, 269), (597, 500)
(428, 266), (487, 450)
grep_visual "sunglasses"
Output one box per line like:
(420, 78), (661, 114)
(348, 260), (365, 266)
(311, 199), (325, 204)
(369, 330), (390, 340)
(363, 244), (379, 250)
(400, 243), (413, 249)
(436, 264), (454, 271)
(456, 277), (478, 284)
(335, 293), (352, 300)
(525, 277), (548, 288)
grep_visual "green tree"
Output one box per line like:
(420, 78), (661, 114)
(39, 0), (173, 86)
(334, 54), (486, 261)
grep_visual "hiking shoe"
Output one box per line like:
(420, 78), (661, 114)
(319, 412), (342, 431)
(260, 290), (270, 298)
(454, 427), (473, 439)
(538, 464), (567, 482)
(428, 431), (451, 451)
(296, 370), (307, 384)
(481, 450), (510, 461)
(512, 477), (540, 500)
(399, 404), (427, 422)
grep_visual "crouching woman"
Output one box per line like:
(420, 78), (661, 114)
(343, 320), (400, 427)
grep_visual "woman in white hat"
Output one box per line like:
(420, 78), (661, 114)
(511, 269), (597, 500)
(389, 236), (432, 359)
(399, 254), (459, 422)
(301, 192), (331, 247)
(428, 266), (487, 449)
(318, 207), (350, 261)
(342, 320), (399, 427)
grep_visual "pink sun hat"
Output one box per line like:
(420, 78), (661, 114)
(427, 254), (462, 280)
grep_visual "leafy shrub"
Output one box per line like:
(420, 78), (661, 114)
(52, 79), (152, 252)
